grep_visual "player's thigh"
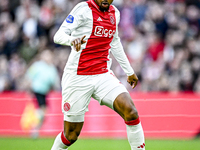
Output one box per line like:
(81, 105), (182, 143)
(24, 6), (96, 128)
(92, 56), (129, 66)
(34, 92), (46, 107)
(92, 71), (127, 109)
(100, 85), (128, 109)
(113, 92), (138, 121)
(62, 72), (94, 122)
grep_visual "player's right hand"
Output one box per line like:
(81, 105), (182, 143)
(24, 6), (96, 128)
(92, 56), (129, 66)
(71, 35), (87, 52)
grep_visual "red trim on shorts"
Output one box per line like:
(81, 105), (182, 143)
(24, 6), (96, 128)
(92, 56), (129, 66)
(61, 131), (72, 146)
(125, 117), (140, 125)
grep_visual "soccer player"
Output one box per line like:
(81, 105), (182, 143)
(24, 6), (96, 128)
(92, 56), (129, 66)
(26, 50), (60, 138)
(51, 0), (145, 150)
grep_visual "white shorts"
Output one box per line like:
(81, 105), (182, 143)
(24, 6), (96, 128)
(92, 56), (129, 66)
(61, 70), (128, 122)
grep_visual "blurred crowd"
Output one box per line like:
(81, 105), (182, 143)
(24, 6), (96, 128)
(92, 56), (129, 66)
(0, 0), (200, 93)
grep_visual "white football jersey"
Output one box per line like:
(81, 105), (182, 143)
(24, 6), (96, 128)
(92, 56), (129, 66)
(54, 0), (134, 76)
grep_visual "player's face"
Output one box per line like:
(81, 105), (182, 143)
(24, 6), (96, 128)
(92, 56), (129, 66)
(94, 0), (113, 11)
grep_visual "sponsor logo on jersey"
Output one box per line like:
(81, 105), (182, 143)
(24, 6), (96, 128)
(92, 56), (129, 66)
(97, 17), (103, 21)
(94, 26), (115, 38)
(66, 15), (74, 23)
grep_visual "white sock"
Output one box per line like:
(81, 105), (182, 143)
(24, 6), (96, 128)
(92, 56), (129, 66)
(51, 132), (69, 150)
(126, 120), (145, 150)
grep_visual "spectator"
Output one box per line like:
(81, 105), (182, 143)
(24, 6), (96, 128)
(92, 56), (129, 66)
(0, 0), (199, 93)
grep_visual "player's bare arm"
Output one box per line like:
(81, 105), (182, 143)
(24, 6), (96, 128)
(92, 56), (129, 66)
(71, 35), (86, 52)
(127, 73), (138, 89)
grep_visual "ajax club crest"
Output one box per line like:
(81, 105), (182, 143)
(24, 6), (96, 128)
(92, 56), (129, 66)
(110, 16), (115, 25)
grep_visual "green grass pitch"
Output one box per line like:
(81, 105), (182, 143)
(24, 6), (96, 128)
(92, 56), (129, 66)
(0, 137), (200, 150)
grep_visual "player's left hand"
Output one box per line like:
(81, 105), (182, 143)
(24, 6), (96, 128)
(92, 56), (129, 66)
(127, 73), (138, 89)
(71, 35), (87, 52)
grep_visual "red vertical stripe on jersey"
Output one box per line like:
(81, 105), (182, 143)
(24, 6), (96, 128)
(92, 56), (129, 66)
(77, 0), (116, 75)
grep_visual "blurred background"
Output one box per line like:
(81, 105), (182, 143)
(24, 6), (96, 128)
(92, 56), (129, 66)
(0, 0), (200, 92)
(0, 0), (200, 145)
